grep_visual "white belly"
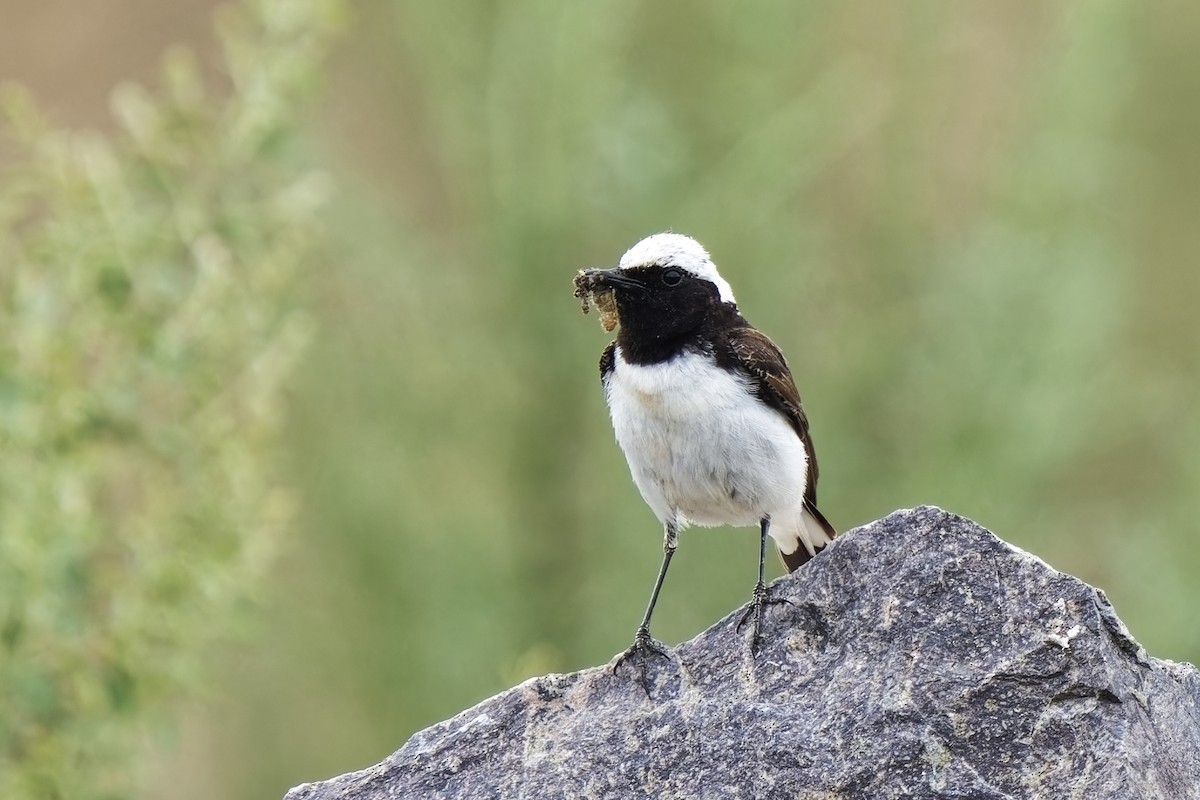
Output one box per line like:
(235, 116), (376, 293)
(605, 347), (808, 529)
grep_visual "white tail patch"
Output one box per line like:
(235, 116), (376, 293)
(798, 507), (835, 556)
(770, 507), (834, 559)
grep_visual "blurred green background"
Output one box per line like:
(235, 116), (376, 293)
(2, 1), (1198, 798)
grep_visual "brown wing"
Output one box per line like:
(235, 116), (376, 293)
(722, 324), (836, 570)
(721, 326), (820, 500)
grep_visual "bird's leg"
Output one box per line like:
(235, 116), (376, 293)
(614, 520), (677, 690)
(738, 516), (790, 653)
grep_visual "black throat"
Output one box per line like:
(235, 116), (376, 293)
(615, 301), (748, 365)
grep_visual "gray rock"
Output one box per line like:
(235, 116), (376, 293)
(285, 506), (1200, 800)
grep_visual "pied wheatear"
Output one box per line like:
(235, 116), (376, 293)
(574, 233), (836, 670)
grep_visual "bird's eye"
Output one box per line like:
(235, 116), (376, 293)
(662, 269), (683, 287)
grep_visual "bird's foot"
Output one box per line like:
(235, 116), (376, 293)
(736, 581), (792, 654)
(612, 627), (671, 696)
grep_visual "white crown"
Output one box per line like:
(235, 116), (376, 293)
(618, 233), (735, 304)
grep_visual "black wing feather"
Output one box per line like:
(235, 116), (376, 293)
(599, 341), (616, 384)
(721, 326), (821, 503)
(722, 324), (836, 570)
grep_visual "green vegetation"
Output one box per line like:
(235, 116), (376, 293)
(2, 2), (1198, 799)
(0, 1), (341, 797)
(258, 2), (1198, 794)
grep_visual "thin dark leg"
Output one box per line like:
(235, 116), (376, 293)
(738, 516), (786, 653)
(614, 521), (677, 687)
(756, 516), (769, 593)
(634, 544), (675, 640)
(632, 518), (678, 642)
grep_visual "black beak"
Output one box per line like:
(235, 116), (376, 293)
(580, 268), (645, 293)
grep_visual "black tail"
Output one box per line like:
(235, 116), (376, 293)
(778, 503), (836, 573)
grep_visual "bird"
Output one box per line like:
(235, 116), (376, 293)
(574, 232), (836, 668)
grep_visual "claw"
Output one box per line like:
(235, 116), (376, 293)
(612, 627), (671, 696)
(736, 583), (792, 653)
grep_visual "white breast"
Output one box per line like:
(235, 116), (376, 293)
(604, 347), (808, 530)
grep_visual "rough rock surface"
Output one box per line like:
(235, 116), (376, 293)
(285, 506), (1200, 800)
